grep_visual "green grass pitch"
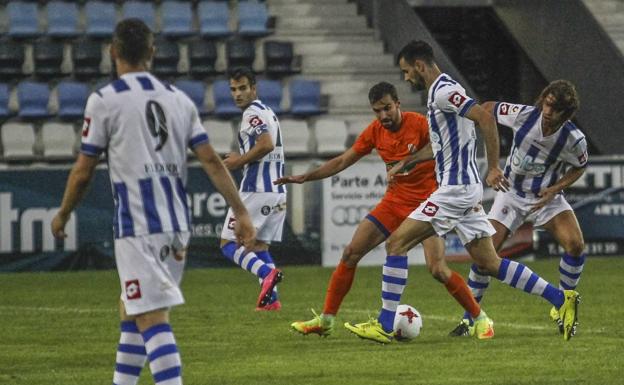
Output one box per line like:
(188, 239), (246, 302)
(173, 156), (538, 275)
(1, 257), (622, 385)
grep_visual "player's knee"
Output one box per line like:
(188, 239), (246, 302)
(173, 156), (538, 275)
(341, 245), (363, 267)
(385, 236), (406, 255)
(427, 262), (446, 283)
(565, 238), (585, 257)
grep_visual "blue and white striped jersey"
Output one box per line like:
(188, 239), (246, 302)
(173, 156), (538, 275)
(494, 102), (588, 198)
(426, 73), (480, 186)
(80, 72), (209, 239)
(237, 99), (286, 193)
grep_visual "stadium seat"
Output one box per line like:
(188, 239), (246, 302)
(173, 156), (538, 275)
(257, 79), (283, 115)
(161, 1), (194, 38)
(279, 118), (310, 156)
(174, 80), (208, 116)
(85, 1), (117, 38)
(7, 2), (41, 39)
(0, 83), (10, 120)
(198, 1), (232, 38)
(238, 1), (272, 37)
(33, 40), (65, 79)
(123, 2), (156, 32)
(188, 40), (219, 78)
(202, 118), (235, 154)
(314, 118), (348, 156)
(0, 41), (25, 81)
(290, 80), (324, 117)
(264, 41), (300, 77)
(0, 123), (36, 158)
(72, 40), (103, 80)
(42, 122), (77, 158)
(152, 39), (180, 78)
(57, 81), (89, 121)
(46, 1), (80, 39)
(212, 80), (239, 119)
(18, 81), (51, 120)
(226, 39), (255, 70)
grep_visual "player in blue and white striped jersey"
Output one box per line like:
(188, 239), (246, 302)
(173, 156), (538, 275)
(345, 40), (580, 343)
(51, 19), (255, 385)
(452, 80), (588, 337)
(219, 67), (285, 311)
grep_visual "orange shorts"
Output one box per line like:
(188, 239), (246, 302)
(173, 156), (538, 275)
(365, 198), (423, 238)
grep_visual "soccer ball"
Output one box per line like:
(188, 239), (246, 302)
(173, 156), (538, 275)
(393, 304), (422, 340)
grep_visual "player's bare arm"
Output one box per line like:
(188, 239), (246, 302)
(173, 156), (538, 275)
(466, 103), (510, 192)
(532, 166), (585, 212)
(387, 143), (434, 184)
(51, 154), (99, 238)
(195, 142), (256, 248)
(273, 148), (363, 185)
(223, 132), (274, 170)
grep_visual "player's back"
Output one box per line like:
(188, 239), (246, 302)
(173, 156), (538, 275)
(82, 72), (208, 238)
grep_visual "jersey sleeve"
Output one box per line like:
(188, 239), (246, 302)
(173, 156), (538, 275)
(351, 121), (376, 155)
(494, 102), (530, 132)
(434, 85), (476, 117)
(188, 104), (209, 149)
(80, 93), (109, 157)
(564, 131), (589, 168)
(241, 110), (270, 139)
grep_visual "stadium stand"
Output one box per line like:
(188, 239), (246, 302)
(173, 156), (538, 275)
(151, 39), (180, 78)
(226, 39), (256, 70)
(212, 79), (240, 119)
(264, 41), (301, 77)
(0, 40), (25, 81)
(33, 40), (65, 79)
(161, 1), (195, 38)
(41, 122), (77, 158)
(85, 1), (117, 38)
(0, 122), (37, 159)
(202, 118), (235, 154)
(289, 79), (324, 117)
(198, 1), (232, 39)
(313, 117), (348, 156)
(174, 79), (208, 116)
(278, 118), (310, 156)
(257, 79), (283, 115)
(0, 83), (10, 120)
(57, 81), (89, 121)
(46, 1), (80, 39)
(72, 39), (103, 80)
(18, 81), (50, 120)
(7, 2), (40, 39)
(238, 1), (273, 38)
(122, 1), (156, 32)
(188, 40), (219, 78)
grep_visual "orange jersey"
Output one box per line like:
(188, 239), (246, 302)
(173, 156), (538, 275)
(352, 111), (437, 205)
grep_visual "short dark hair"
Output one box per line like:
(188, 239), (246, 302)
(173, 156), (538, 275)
(368, 82), (398, 104)
(113, 18), (153, 66)
(228, 67), (256, 86)
(397, 40), (434, 65)
(535, 80), (580, 122)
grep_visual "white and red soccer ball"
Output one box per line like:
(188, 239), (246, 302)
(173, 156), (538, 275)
(393, 304), (423, 340)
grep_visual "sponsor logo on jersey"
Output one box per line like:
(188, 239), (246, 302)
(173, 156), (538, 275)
(227, 217), (236, 230)
(82, 117), (91, 137)
(578, 151), (587, 165)
(125, 279), (142, 300)
(448, 91), (466, 108)
(499, 103), (520, 116)
(422, 201), (439, 217)
(261, 205), (271, 216)
(511, 151), (546, 175)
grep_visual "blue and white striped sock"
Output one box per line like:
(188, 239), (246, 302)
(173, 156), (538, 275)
(113, 321), (146, 385)
(497, 259), (564, 308)
(221, 241), (272, 279)
(142, 323), (182, 385)
(559, 253), (585, 290)
(257, 250), (278, 303)
(378, 255), (408, 333)
(462, 263), (491, 322)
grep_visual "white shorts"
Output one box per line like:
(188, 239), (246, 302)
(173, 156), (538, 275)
(115, 231), (190, 316)
(408, 184), (495, 245)
(221, 192), (286, 243)
(488, 191), (572, 233)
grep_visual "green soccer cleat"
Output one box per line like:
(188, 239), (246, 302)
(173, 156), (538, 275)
(473, 312), (494, 340)
(448, 319), (474, 337)
(344, 318), (394, 344)
(290, 309), (334, 336)
(558, 290), (581, 341)
(549, 306), (564, 335)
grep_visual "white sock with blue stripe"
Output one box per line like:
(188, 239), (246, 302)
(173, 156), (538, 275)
(559, 253), (585, 290)
(221, 241), (272, 279)
(142, 324), (182, 385)
(378, 255), (408, 333)
(497, 259), (564, 308)
(462, 263), (491, 323)
(113, 321), (147, 385)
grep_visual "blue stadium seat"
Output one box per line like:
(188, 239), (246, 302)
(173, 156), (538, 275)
(46, 1), (80, 38)
(33, 40), (65, 79)
(57, 81), (89, 121)
(226, 39), (255, 69)
(18, 81), (50, 119)
(174, 80), (208, 116)
(152, 39), (180, 78)
(123, 2), (156, 32)
(188, 40), (219, 78)
(85, 1), (117, 38)
(72, 39), (103, 80)
(238, 2), (270, 37)
(198, 1), (232, 38)
(213, 80), (239, 119)
(7, 2), (41, 39)
(264, 41), (299, 77)
(161, 1), (194, 37)
(290, 80), (323, 117)
(0, 83), (10, 119)
(257, 79), (283, 114)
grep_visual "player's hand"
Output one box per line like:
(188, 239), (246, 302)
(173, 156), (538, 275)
(531, 186), (558, 212)
(486, 167), (510, 192)
(223, 152), (241, 170)
(273, 175), (306, 185)
(51, 212), (70, 238)
(387, 161), (406, 185)
(234, 213), (256, 249)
